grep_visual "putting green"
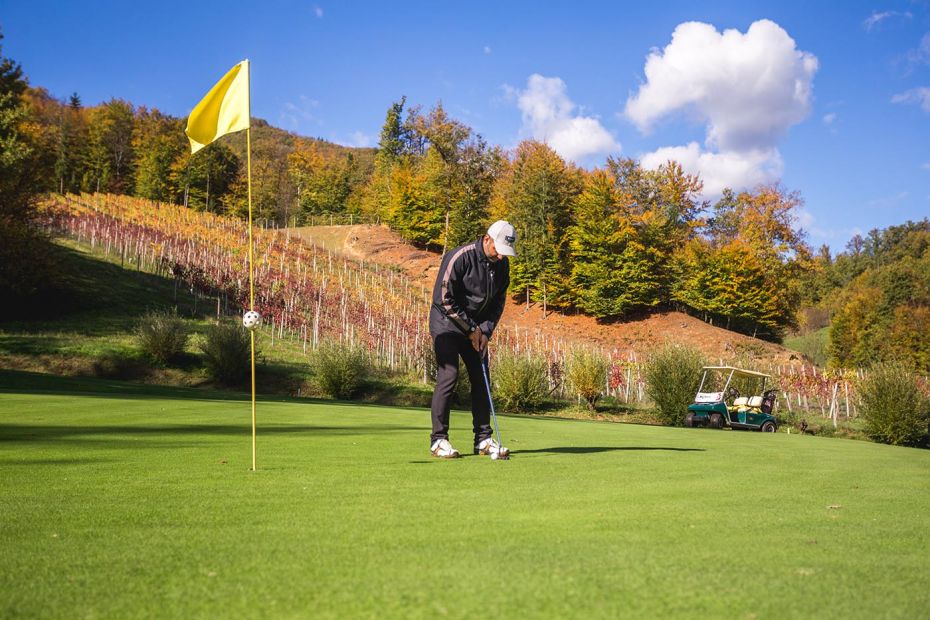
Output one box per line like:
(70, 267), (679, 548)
(2, 372), (929, 618)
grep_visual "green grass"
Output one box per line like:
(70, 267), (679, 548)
(2, 371), (929, 618)
(784, 327), (830, 366)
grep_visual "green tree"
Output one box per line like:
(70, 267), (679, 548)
(375, 96), (409, 170)
(53, 92), (87, 194)
(169, 141), (239, 211)
(568, 169), (663, 316)
(0, 35), (59, 306)
(494, 140), (581, 309)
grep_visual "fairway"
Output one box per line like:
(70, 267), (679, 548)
(2, 372), (929, 619)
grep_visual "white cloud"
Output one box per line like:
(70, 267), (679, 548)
(863, 11), (912, 31)
(867, 191), (909, 209)
(625, 20), (817, 151)
(797, 209), (865, 247)
(513, 74), (620, 163)
(822, 113), (837, 124)
(346, 131), (372, 148)
(891, 87), (930, 112)
(625, 20), (817, 198)
(313, 5), (323, 18)
(919, 33), (930, 65)
(280, 96), (321, 130)
(639, 143), (783, 198)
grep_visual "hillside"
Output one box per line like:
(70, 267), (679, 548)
(284, 224), (802, 366)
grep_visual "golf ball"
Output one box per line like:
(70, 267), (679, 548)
(491, 453), (499, 460)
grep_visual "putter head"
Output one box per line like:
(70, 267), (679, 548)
(496, 447), (510, 460)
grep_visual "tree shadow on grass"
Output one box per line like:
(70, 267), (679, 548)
(0, 457), (117, 466)
(514, 446), (705, 455)
(2, 242), (200, 331)
(0, 423), (421, 446)
(0, 370), (425, 413)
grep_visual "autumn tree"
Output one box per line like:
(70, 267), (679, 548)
(368, 100), (500, 248)
(132, 107), (186, 202)
(829, 225), (930, 371)
(675, 184), (812, 338)
(288, 140), (353, 219)
(83, 98), (135, 193)
(221, 121), (295, 223)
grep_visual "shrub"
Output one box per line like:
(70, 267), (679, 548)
(859, 363), (930, 448)
(313, 340), (369, 400)
(643, 344), (705, 426)
(565, 349), (608, 410)
(136, 309), (188, 365)
(492, 352), (549, 412)
(200, 320), (253, 386)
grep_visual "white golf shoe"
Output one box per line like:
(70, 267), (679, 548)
(475, 437), (510, 458)
(430, 438), (460, 459)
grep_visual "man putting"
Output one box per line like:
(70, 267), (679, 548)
(428, 220), (516, 459)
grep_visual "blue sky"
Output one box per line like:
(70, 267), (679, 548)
(2, 0), (929, 252)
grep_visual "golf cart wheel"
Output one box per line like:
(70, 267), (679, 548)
(684, 412), (695, 427)
(709, 413), (723, 429)
(760, 421), (777, 433)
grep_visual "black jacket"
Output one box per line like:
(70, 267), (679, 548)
(429, 238), (510, 338)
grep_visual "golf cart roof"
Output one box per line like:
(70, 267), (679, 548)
(701, 366), (771, 379)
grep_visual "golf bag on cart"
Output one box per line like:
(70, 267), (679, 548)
(761, 389), (777, 414)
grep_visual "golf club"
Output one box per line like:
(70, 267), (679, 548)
(481, 354), (509, 460)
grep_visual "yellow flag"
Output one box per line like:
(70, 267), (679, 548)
(186, 60), (250, 154)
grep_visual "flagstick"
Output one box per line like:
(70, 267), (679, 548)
(246, 62), (257, 472)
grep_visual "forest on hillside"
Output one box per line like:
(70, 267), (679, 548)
(2, 38), (927, 372)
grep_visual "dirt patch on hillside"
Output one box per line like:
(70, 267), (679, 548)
(283, 225), (803, 365)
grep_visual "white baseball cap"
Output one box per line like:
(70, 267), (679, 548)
(487, 220), (517, 256)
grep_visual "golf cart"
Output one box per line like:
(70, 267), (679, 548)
(685, 366), (778, 432)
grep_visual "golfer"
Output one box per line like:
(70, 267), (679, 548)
(428, 220), (516, 459)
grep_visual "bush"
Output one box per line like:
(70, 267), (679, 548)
(492, 352), (549, 412)
(136, 309), (188, 365)
(860, 363), (930, 448)
(565, 349), (608, 410)
(312, 340), (369, 400)
(643, 344), (705, 426)
(200, 320), (253, 386)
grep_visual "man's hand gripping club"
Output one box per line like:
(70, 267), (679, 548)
(469, 328), (488, 353)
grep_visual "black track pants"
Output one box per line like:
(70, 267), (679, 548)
(429, 331), (492, 447)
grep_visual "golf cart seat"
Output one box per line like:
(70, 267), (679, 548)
(729, 396), (748, 413)
(748, 396), (763, 409)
